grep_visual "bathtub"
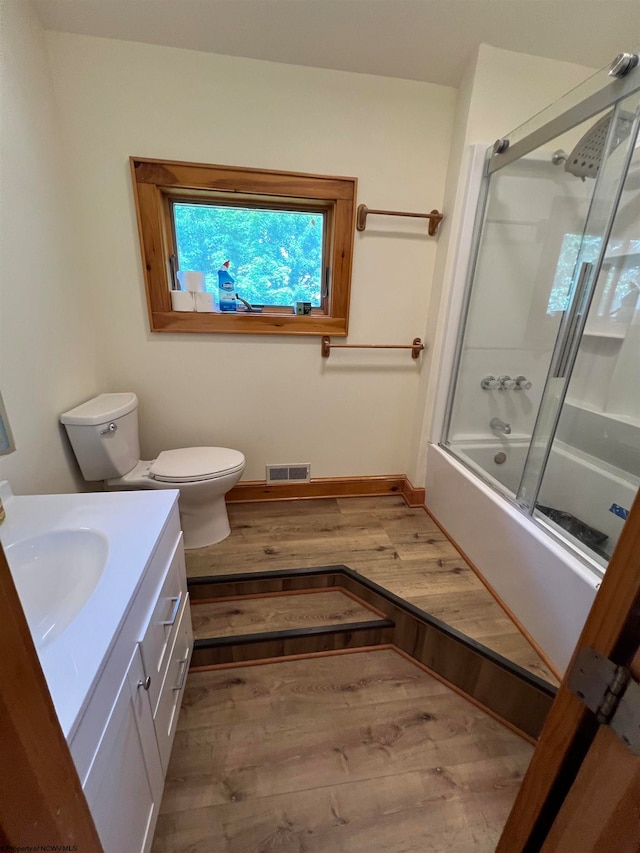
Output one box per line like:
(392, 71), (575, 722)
(425, 441), (604, 675)
(452, 436), (638, 560)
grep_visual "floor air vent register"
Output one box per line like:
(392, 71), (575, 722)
(266, 464), (311, 484)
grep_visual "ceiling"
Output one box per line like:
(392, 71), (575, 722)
(33, 0), (640, 87)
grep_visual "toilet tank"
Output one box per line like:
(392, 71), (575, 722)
(60, 393), (141, 481)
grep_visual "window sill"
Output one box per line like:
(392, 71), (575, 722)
(150, 311), (348, 336)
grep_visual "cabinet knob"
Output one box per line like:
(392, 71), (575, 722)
(137, 676), (151, 691)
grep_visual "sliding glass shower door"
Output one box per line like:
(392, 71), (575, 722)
(443, 59), (640, 571)
(530, 98), (640, 563)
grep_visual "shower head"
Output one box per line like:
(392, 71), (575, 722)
(564, 110), (635, 179)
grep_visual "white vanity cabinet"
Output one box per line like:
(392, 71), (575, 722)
(70, 502), (193, 853)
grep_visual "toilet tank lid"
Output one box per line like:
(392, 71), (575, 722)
(60, 393), (138, 426)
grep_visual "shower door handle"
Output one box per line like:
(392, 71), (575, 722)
(552, 261), (593, 379)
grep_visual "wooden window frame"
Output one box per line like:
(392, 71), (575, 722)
(130, 157), (357, 336)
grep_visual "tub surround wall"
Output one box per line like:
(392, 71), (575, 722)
(44, 32), (456, 483)
(447, 155), (592, 443)
(557, 403), (640, 477)
(557, 138), (640, 458)
(0, 0), (101, 494)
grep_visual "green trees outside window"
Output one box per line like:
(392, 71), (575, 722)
(173, 202), (325, 307)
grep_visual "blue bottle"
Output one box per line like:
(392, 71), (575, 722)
(218, 261), (236, 312)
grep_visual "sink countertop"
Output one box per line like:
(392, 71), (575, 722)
(0, 484), (179, 738)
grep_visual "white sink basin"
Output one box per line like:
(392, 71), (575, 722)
(0, 481), (180, 737)
(6, 529), (108, 648)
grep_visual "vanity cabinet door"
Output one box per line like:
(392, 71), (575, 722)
(83, 645), (164, 853)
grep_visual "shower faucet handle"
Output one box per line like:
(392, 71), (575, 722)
(514, 375), (532, 391)
(480, 375), (500, 390)
(497, 375), (514, 390)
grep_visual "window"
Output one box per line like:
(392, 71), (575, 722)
(130, 158), (357, 335)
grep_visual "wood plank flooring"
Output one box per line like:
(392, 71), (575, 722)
(152, 649), (533, 853)
(191, 590), (380, 640)
(186, 497), (559, 685)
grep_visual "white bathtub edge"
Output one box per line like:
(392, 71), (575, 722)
(426, 443), (599, 675)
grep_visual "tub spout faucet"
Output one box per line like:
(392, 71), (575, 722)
(490, 417), (511, 434)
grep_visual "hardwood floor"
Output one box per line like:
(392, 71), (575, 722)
(152, 649), (533, 853)
(186, 496), (559, 685)
(191, 590), (381, 640)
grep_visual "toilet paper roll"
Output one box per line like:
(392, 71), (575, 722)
(171, 290), (195, 312)
(195, 292), (216, 313)
(177, 270), (206, 292)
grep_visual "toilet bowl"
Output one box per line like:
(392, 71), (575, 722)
(60, 394), (245, 549)
(109, 447), (245, 548)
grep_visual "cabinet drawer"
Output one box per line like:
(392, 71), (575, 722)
(154, 593), (193, 772)
(139, 533), (187, 715)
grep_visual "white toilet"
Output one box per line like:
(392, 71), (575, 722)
(60, 393), (245, 549)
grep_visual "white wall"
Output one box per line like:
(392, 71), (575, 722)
(466, 45), (597, 146)
(44, 33), (456, 482)
(0, 0), (100, 494)
(0, 22), (615, 494)
(409, 52), (479, 482)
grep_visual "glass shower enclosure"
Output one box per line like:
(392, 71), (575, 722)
(443, 54), (640, 573)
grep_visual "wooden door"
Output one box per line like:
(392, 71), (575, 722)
(497, 489), (640, 851)
(540, 649), (640, 853)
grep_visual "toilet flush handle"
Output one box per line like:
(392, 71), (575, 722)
(100, 422), (118, 436)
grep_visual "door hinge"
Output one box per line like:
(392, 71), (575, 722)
(568, 647), (640, 754)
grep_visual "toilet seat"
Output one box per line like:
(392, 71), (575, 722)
(149, 447), (245, 484)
